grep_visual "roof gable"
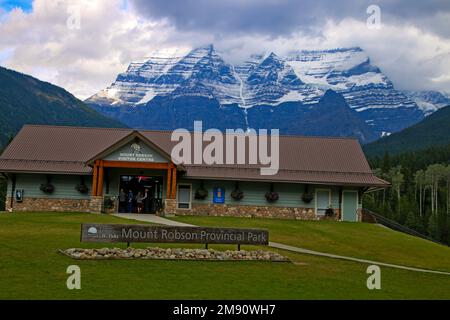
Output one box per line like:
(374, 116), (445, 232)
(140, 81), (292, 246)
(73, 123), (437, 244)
(87, 131), (171, 164)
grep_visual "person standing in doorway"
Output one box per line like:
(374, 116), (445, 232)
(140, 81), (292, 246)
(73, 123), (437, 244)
(118, 188), (126, 213)
(127, 189), (134, 213)
(136, 191), (146, 214)
(143, 188), (150, 213)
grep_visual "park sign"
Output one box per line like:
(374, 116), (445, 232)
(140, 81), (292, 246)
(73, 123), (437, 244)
(81, 223), (269, 245)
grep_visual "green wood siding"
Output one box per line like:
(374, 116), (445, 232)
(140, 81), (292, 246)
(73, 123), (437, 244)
(13, 174), (92, 200)
(181, 179), (341, 208)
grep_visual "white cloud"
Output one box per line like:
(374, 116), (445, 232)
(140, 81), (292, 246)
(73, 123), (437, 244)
(0, 0), (174, 99)
(0, 0), (449, 100)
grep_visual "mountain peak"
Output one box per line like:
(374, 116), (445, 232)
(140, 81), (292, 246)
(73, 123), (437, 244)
(86, 44), (434, 139)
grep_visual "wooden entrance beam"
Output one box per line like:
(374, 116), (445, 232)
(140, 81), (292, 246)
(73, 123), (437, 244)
(170, 167), (177, 199)
(91, 161), (99, 196)
(166, 166), (172, 199)
(101, 160), (170, 170)
(97, 160), (104, 196)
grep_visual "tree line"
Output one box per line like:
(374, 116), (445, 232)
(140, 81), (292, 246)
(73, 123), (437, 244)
(365, 144), (450, 245)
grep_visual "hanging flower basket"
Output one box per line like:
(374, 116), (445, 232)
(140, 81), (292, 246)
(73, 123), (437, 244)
(302, 192), (314, 203)
(75, 184), (89, 194)
(194, 188), (208, 200)
(231, 189), (244, 200)
(40, 183), (55, 194)
(265, 191), (279, 203)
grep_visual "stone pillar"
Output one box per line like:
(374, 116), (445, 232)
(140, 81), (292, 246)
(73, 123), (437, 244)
(89, 196), (104, 213)
(357, 208), (363, 222)
(5, 197), (13, 212)
(163, 198), (177, 216)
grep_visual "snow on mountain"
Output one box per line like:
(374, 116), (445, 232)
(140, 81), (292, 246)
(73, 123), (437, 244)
(87, 45), (322, 108)
(402, 90), (450, 115)
(87, 45), (444, 139)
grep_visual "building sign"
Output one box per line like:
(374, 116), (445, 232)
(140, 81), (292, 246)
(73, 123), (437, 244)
(213, 187), (225, 204)
(117, 141), (155, 162)
(117, 152), (155, 162)
(105, 140), (168, 163)
(81, 224), (269, 245)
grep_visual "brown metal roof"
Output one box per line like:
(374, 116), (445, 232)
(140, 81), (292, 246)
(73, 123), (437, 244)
(0, 125), (389, 187)
(0, 159), (90, 175)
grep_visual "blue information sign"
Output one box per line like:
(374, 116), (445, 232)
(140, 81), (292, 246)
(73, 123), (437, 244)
(213, 187), (225, 204)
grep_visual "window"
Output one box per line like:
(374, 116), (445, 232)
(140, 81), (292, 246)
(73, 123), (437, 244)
(177, 184), (192, 209)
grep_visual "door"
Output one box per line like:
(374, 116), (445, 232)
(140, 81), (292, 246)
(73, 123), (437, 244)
(342, 191), (358, 222)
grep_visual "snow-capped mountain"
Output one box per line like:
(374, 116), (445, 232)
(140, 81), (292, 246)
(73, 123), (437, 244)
(87, 45), (443, 142)
(402, 90), (450, 115)
(89, 45), (321, 108)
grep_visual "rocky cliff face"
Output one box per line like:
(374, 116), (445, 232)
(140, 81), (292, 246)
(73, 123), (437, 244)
(87, 45), (445, 142)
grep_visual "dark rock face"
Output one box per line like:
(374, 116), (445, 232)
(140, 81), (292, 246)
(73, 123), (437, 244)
(86, 45), (438, 143)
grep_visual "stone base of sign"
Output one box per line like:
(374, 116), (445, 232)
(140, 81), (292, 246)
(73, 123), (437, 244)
(176, 203), (340, 221)
(7, 197), (91, 212)
(62, 247), (289, 262)
(163, 199), (177, 215)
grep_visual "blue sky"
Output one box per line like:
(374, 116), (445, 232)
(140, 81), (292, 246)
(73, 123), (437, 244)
(0, 0), (449, 99)
(0, 0), (32, 12)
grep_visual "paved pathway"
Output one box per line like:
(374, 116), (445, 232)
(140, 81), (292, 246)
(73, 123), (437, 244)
(113, 213), (450, 276)
(269, 242), (450, 276)
(112, 213), (194, 227)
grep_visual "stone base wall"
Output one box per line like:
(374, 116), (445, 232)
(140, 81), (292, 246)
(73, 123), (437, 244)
(163, 199), (177, 216)
(175, 203), (340, 221)
(89, 196), (104, 213)
(8, 197), (91, 213)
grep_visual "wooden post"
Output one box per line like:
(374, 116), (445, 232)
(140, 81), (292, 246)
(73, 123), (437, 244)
(171, 167), (177, 199)
(10, 174), (16, 210)
(91, 161), (99, 196)
(166, 166), (172, 199)
(97, 160), (104, 197)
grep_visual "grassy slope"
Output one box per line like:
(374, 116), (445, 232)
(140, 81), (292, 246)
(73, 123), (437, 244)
(0, 212), (449, 300)
(170, 216), (450, 273)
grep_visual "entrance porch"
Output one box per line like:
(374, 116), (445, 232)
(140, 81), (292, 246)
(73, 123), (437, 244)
(89, 160), (178, 215)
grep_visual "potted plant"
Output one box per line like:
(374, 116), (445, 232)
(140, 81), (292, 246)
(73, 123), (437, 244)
(302, 185), (314, 203)
(40, 183), (55, 194)
(40, 175), (54, 194)
(75, 177), (89, 194)
(265, 183), (279, 203)
(103, 196), (115, 213)
(231, 182), (244, 200)
(325, 206), (335, 218)
(194, 181), (208, 200)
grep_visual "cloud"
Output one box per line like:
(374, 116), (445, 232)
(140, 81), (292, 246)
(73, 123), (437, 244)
(0, 0), (449, 99)
(0, 0), (174, 98)
(131, 0), (450, 39)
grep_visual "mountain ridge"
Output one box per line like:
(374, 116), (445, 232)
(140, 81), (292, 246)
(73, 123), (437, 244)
(364, 105), (450, 156)
(0, 66), (126, 148)
(86, 44), (444, 141)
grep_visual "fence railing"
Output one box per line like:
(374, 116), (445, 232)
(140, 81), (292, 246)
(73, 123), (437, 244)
(362, 208), (448, 246)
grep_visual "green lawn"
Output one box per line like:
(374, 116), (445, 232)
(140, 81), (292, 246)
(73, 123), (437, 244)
(170, 215), (450, 273)
(0, 212), (450, 299)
